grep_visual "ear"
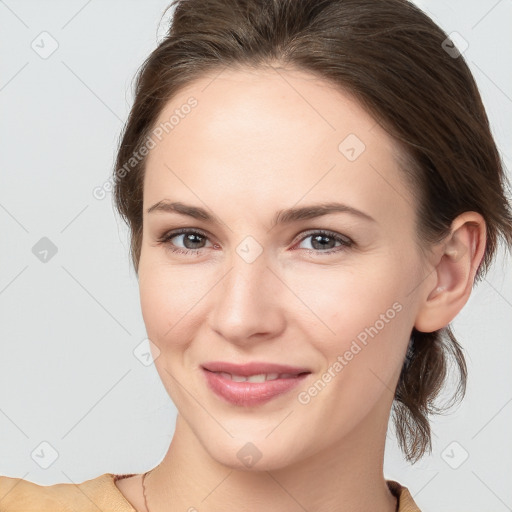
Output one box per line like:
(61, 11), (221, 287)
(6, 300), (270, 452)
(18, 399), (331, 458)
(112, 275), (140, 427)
(414, 212), (487, 333)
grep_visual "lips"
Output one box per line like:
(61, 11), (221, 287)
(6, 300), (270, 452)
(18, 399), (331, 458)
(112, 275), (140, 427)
(201, 361), (311, 377)
(201, 361), (311, 406)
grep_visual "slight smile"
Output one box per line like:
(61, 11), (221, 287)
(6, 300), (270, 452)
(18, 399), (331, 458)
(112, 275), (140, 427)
(201, 361), (312, 407)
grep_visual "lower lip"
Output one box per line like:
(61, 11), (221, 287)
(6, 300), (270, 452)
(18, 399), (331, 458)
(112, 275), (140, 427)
(202, 368), (309, 407)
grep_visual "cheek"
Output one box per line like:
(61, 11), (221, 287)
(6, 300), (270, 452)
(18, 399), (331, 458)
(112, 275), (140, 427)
(297, 296), (411, 441)
(291, 257), (414, 391)
(138, 261), (205, 344)
(138, 262), (202, 403)
(283, 258), (406, 335)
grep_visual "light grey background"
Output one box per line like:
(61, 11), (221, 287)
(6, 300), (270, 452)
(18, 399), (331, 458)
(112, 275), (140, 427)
(0, 1), (511, 511)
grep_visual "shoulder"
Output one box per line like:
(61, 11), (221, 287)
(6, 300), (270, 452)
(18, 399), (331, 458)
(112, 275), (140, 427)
(0, 472), (138, 512)
(387, 480), (422, 512)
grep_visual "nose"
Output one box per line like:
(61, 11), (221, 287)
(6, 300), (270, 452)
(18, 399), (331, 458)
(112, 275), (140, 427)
(207, 254), (286, 346)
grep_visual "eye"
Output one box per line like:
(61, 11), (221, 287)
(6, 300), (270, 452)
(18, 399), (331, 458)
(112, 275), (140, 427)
(156, 228), (353, 257)
(294, 229), (353, 256)
(157, 228), (214, 256)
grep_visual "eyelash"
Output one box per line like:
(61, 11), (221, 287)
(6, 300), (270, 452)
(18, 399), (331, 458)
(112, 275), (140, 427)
(156, 228), (354, 257)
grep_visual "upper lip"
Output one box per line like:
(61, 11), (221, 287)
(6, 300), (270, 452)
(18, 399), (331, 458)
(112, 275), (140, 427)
(202, 361), (311, 376)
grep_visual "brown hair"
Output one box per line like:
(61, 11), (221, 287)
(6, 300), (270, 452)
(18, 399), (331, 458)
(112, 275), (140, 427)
(112, 0), (512, 463)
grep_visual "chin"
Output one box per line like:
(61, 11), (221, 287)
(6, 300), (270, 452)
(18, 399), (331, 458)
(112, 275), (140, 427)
(194, 430), (306, 472)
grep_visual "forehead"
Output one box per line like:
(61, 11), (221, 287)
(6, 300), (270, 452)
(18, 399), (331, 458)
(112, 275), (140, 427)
(143, 66), (413, 223)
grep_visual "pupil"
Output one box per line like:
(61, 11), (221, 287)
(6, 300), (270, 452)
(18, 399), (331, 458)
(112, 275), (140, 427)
(184, 233), (204, 249)
(312, 234), (334, 250)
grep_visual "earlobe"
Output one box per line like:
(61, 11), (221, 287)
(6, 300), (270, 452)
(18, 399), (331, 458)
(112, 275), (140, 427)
(414, 212), (487, 333)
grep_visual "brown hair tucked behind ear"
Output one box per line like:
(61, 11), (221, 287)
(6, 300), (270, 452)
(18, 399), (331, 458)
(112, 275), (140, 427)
(113, 0), (512, 463)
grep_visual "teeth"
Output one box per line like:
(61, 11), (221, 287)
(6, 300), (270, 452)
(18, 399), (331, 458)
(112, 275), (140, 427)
(214, 371), (297, 382)
(247, 374), (266, 383)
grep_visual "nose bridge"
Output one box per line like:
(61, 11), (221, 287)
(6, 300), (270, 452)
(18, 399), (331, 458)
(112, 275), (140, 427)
(209, 247), (284, 342)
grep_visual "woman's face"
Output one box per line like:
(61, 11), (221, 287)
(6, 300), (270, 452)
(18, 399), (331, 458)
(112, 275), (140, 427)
(138, 66), (432, 469)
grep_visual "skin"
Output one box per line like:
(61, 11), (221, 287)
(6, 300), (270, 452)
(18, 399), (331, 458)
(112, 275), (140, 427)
(115, 66), (486, 512)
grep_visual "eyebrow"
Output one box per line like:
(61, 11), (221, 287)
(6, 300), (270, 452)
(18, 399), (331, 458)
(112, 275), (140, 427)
(146, 200), (376, 227)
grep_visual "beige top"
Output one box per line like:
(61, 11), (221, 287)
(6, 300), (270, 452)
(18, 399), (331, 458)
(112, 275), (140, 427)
(0, 472), (422, 511)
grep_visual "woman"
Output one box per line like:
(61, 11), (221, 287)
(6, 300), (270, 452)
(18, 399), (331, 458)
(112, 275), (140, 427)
(1, 0), (511, 510)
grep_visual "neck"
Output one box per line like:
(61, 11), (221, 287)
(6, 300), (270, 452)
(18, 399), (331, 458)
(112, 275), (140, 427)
(145, 411), (397, 512)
